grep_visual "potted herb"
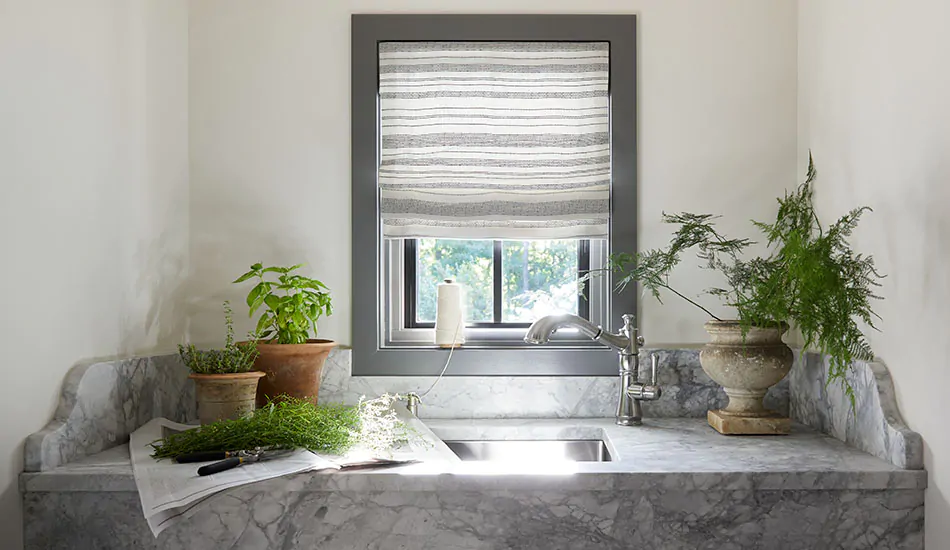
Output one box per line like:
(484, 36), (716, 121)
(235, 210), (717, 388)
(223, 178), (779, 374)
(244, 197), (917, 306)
(180, 302), (263, 424)
(233, 263), (335, 406)
(605, 156), (881, 434)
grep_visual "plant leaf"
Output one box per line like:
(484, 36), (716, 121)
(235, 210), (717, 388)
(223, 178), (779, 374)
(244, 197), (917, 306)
(255, 312), (273, 336)
(248, 294), (267, 317)
(303, 279), (329, 291)
(233, 270), (258, 284)
(246, 282), (266, 308)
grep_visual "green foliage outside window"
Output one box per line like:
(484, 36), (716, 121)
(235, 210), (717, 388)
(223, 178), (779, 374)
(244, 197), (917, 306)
(417, 239), (494, 323)
(414, 239), (580, 324)
(501, 241), (579, 322)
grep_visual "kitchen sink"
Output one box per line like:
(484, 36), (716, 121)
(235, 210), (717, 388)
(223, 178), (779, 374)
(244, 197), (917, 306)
(443, 440), (612, 462)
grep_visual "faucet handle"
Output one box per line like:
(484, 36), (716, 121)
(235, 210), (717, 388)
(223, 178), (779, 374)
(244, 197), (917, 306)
(620, 314), (640, 349)
(405, 393), (421, 417)
(627, 353), (663, 402)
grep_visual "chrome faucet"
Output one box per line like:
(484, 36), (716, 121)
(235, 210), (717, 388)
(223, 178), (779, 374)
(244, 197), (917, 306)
(524, 313), (661, 426)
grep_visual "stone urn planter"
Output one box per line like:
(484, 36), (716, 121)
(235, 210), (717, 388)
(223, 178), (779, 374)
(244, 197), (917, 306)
(189, 371), (266, 425)
(699, 320), (793, 435)
(253, 339), (338, 407)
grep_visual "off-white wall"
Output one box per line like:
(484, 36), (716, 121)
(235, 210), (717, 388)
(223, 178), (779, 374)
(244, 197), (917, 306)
(187, 0), (799, 347)
(0, 1), (189, 547)
(798, 1), (950, 546)
(3, 0), (945, 546)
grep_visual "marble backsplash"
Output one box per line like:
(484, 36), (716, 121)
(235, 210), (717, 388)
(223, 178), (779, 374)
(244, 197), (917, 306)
(319, 348), (789, 419)
(790, 352), (923, 470)
(25, 346), (921, 472)
(24, 355), (195, 472)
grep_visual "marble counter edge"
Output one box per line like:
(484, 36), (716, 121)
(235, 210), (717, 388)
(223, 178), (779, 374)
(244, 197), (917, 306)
(20, 416), (928, 494)
(19, 465), (927, 494)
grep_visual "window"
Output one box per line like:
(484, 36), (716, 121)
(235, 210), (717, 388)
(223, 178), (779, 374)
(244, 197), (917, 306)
(405, 238), (591, 329)
(352, 14), (637, 375)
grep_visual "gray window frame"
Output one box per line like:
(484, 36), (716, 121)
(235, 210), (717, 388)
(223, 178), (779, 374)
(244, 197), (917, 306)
(351, 14), (637, 376)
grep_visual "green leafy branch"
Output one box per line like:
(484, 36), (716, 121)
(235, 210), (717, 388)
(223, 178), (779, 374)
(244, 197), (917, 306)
(749, 157), (882, 400)
(233, 263), (333, 344)
(149, 395), (414, 459)
(150, 398), (360, 458)
(601, 155), (883, 402)
(594, 212), (753, 321)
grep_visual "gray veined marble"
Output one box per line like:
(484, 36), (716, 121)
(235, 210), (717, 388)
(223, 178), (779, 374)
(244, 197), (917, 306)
(319, 347), (789, 419)
(23, 354), (195, 472)
(28, 346), (917, 476)
(20, 347), (927, 550)
(23, 347), (789, 474)
(790, 352), (923, 470)
(22, 418), (925, 550)
(23, 485), (924, 550)
(22, 347), (919, 477)
(20, 418), (927, 495)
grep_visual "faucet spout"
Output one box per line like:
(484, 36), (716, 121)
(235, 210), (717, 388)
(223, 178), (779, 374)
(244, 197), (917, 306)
(523, 314), (629, 352)
(523, 314), (602, 344)
(524, 313), (661, 427)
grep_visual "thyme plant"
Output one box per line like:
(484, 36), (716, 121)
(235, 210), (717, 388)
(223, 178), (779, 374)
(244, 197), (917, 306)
(178, 302), (259, 375)
(233, 263), (333, 344)
(604, 156), (883, 400)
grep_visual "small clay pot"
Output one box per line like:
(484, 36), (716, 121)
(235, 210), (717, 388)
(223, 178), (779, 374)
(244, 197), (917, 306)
(252, 339), (338, 406)
(189, 371), (266, 425)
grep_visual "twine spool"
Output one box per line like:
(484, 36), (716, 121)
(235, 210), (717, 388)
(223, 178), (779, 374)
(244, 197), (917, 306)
(434, 279), (465, 348)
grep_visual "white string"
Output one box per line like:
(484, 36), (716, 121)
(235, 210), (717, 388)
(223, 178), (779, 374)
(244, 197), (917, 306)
(418, 317), (462, 399)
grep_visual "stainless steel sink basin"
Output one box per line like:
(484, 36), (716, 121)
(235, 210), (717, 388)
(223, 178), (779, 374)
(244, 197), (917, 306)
(443, 440), (612, 462)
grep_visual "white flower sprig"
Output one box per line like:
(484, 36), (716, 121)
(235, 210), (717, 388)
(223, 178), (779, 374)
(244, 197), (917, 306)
(352, 393), (409, 457)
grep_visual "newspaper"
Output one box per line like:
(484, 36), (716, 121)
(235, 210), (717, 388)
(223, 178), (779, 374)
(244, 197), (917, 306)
(129, 418), (340, 537)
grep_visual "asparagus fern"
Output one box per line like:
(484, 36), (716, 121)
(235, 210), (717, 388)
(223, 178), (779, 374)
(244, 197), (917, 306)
(602, 155), (883, 400)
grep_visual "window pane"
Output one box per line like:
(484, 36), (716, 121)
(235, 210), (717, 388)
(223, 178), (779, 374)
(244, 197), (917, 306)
(502, 240), (580, 323)
(415, 239), (494, 324)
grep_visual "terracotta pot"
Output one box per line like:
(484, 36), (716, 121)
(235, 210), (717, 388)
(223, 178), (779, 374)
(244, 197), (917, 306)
(252, 339), (338, 406)
(699, 320), (792, 417)
(189, 371), (266, 425)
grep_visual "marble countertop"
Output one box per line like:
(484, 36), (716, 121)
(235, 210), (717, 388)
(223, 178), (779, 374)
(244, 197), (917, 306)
(20, 418), (925, 494)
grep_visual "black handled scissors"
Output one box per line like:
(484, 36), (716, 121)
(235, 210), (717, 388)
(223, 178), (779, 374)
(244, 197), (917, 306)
(181, 449), (294, 476)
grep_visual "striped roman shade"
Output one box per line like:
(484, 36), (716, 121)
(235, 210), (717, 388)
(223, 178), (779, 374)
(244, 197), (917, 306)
(378, 41), (610, 240)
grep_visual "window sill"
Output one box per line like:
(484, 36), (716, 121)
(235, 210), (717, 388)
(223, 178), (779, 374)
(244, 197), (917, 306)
(353, 345), (618, 377)
(381, 340), (604, 350)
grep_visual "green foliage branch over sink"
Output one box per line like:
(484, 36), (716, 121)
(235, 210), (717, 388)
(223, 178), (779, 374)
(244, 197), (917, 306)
(233, 263), (333, 344)
(601, 155), (883, 402)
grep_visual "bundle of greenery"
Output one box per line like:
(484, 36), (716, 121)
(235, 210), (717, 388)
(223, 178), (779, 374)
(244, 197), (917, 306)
(150, 394), (410, 459)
